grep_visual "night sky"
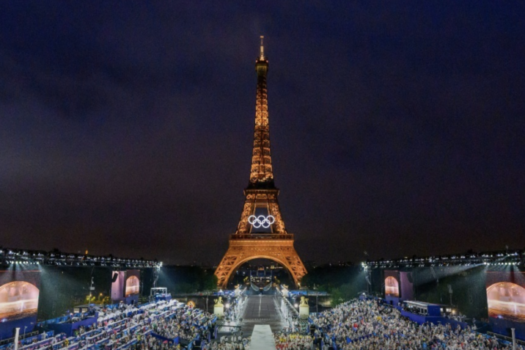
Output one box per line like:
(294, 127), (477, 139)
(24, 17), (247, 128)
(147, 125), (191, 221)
(1, 2), (524, 265)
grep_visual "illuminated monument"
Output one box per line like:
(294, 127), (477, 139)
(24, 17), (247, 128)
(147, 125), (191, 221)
(215, 37), (307, 288)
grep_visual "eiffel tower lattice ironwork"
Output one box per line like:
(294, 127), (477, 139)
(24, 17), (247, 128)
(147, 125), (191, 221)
(215, 37), (307, 288)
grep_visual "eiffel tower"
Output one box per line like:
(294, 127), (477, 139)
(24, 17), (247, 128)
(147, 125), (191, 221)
(215, 37), (307, 288)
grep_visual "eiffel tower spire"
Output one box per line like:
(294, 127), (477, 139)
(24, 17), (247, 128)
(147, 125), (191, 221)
(249, 35), (274, 188)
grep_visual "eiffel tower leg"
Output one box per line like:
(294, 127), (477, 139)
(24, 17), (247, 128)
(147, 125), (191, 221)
(237, 194), (256, 234)
(267, 195), (285, 234)
(215, 248), (241, 288)
(215, 237), (307, 289)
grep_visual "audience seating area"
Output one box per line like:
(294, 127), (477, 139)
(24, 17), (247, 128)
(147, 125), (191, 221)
(2, 300), (217, 350)
(304, 298), (524, 350)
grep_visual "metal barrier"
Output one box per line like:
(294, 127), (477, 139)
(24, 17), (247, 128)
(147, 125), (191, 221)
(487, 331), (525, 346)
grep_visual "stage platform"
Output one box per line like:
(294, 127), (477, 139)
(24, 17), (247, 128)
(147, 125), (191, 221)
(241, 295), (284, 335)
(250, 325), (275, 350)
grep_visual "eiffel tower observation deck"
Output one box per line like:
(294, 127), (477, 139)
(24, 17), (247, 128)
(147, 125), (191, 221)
(215, 37), (307, 289)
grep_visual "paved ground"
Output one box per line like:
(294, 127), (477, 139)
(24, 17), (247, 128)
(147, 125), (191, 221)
(250, 325), (276, 350)
(240, 294), (285, 335)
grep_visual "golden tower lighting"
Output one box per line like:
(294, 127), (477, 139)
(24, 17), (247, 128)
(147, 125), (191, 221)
(215, 37), (307, 288)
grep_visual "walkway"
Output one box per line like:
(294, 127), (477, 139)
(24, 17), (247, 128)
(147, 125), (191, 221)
(250, 325), (276, 350)
(241, 294), (285, 336)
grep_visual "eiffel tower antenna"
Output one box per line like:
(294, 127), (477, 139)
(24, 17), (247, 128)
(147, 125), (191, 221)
(259, 35), (265, 60)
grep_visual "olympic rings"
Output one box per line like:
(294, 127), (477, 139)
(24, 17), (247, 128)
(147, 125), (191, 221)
(248, 215), (275, 229)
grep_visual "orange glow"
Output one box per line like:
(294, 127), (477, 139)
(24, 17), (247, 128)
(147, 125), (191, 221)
(125, 276), (139, 297)
(385, 276), (399, 297)
(487, 282), (525, 321)
(215, 39), (307, 289)
(0, 281), (39, 320)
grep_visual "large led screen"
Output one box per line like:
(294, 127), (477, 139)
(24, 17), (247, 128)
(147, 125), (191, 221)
(385, 276), (400, 297)
(0, 270), (40, 322)
(125, 271), (140, 297)
(399, 271), (414, 300)
(111, 271), (126, 301)
(486, 271), (525, 322)
(384, 270), (400, 297)
(486, 270), (525, 340)
(111, 270), (140, 300)
(487, 281), (525, 321)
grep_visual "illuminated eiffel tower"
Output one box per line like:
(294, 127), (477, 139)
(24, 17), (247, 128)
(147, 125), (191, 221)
(215, 37), (307, 288)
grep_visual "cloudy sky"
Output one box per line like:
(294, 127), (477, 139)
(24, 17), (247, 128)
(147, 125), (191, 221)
(0, 1), (524, 264)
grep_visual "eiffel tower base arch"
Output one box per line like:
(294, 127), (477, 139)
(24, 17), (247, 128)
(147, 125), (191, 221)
(215, 234), (307, 289)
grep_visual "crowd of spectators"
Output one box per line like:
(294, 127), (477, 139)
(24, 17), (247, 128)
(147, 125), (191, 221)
(206, 335), (248, 350)
(151, 306), (215, 342)
(4, 300), (216, 350)
(274, 334), (312, 350)
(306, 299), (524, 350)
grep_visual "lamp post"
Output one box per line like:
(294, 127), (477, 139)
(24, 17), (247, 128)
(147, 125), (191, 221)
(14, 328), (20, 350)
(316, 293), (319, 314)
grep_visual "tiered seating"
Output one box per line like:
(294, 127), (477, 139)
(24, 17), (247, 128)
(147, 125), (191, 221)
(306, 299), (525, 350)
(1, 300), (216, 350)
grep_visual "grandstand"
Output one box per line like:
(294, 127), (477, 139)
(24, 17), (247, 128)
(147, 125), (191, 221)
(3, 299), (216, 350)
(362, 248), (525, 342)
(296, 297), (525, 350)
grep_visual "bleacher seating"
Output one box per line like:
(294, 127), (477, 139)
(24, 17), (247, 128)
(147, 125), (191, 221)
(1, 300), (216, 350)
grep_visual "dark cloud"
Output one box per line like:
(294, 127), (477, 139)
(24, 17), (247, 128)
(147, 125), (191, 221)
(0, 1), (524, 264)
